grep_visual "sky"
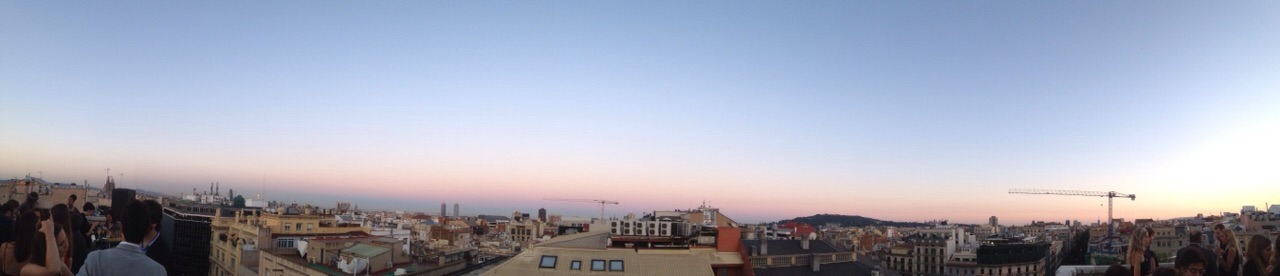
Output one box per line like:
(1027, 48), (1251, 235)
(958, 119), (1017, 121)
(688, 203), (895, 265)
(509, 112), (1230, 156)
(2, 2), (1278, 225)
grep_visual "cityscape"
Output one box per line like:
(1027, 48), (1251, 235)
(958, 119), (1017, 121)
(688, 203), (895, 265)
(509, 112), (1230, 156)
(4, 1), (1279, 276)
(2, 176), (1277, 275)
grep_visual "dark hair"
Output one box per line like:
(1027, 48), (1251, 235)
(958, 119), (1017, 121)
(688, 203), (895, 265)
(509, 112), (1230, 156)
(144, 200), (162, 232)
(1151, 267), (1176, 276)
(121, 200), (151, 243)
(13, 211), (39, 263)
(1104, 264), (1130, 276)
(52, 204), (71, 238)
(68, 194), (77, 201)
(82, 202), (95, 213)
(1189, 230), (1203, 243)
(1245, 235), (1271, 274)
(1175, 247), (1205, 269)
(29, 231), (48, 267)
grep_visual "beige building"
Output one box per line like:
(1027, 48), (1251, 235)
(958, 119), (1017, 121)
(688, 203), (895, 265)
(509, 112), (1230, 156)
(483, 231), (727, 276)
(885, 243), (916, 275)
(259, 236), (467, 276)
(210, 205), (369, 276)
(2, 178), (108, 209)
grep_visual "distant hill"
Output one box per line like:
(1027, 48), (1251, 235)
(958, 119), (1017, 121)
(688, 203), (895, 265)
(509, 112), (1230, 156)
(778, 214), (929, 228)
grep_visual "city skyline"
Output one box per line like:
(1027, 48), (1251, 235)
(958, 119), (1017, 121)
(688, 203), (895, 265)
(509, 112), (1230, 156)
(3, 2), (1279, 224)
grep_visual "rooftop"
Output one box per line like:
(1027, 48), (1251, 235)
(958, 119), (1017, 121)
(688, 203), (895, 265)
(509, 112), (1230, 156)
(754, 261), (875, 276)
(341, 244), (390, 258)
(741, 239), (844, 255)
(535, 231), (610, 249)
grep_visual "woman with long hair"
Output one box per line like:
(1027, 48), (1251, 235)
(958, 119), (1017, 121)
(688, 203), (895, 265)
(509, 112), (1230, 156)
(1270, 234), (1280, 276)
(20, 214), (73, 276)
(1129, 228), (1151, 276)
(1, 212), (40, 275)
(1216, 224), (1242, 276)
(1243, 235), (1272, 276)
(49, 205), (71, 267)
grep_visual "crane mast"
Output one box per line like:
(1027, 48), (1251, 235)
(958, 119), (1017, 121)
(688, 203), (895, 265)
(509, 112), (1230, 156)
(1008, 188), (1135, 249)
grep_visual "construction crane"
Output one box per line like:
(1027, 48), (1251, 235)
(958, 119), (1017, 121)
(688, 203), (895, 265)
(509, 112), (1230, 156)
(1009, 189), (1135, 249)
(543, 198), (619, 221)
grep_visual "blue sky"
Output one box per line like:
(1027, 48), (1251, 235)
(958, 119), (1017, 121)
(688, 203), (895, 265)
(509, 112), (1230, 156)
(3, 2), (1278, 224)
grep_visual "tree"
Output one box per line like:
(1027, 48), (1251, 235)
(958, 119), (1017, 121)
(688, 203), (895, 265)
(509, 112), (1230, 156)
(233, 195), (246, 207)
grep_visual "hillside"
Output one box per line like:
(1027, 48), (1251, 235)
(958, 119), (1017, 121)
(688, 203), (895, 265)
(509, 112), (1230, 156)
(778, 214), (929, 228)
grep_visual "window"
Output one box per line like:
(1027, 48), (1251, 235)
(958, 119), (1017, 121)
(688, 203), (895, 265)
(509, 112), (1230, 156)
(276, 239), (296, 248)
(538, 256), (557, 268)
(284, 224), (291, 231)
(591, 260), (606, 271)
(570, 261), (581, 270)
(609, 260), (624, 271)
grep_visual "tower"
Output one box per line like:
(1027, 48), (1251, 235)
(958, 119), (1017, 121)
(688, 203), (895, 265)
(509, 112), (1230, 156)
(453, 203), (459, 217)
(538, 208), (547, 222)
(989, 216), (998, 227)
(440, 203), (447, 218)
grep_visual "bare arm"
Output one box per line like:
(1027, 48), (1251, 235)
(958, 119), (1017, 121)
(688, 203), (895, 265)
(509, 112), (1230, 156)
(41, 219), (60, 275)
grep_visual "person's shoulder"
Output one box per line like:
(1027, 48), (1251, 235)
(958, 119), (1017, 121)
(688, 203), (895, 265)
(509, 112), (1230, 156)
(139, 256), (167, 274)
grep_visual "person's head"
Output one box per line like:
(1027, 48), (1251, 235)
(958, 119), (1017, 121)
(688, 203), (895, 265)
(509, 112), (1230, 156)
(51, 204), (70, 236)
(1245, 234), (1272, 273)
(1104, 264), (1130, 276)
(3, 199), (16, 209)
(1214, 223), (1227, 241)
(67, 194), (77, 206)
(13, 211), (39, 262)
(82, 202), (95, 215)
(1273, 234), (1280, 266)
(35, 208), (50, 222)
(1129, 228), (1150, 254)
(1175, 247), (1207, 276)
(1189, 230), (1203, 244)
(1217, 225), (1240, 251)
(144, 200), (162, 233)
(121, 200), (152, 244)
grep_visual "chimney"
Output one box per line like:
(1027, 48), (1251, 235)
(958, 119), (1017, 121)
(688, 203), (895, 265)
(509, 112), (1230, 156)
(802, 233), (810, 251)
(811, 253), (820, 272)
(760, 236), (768, 255)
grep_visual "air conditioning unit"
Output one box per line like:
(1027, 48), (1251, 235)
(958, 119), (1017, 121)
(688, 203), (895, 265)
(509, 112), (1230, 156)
(635, 223), (648, 236)
(659, 222), (672, 236)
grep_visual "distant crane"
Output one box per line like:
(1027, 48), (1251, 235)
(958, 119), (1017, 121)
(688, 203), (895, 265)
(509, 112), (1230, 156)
(543, 198), (619, 221)
(1009, 188), (1135, 249)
